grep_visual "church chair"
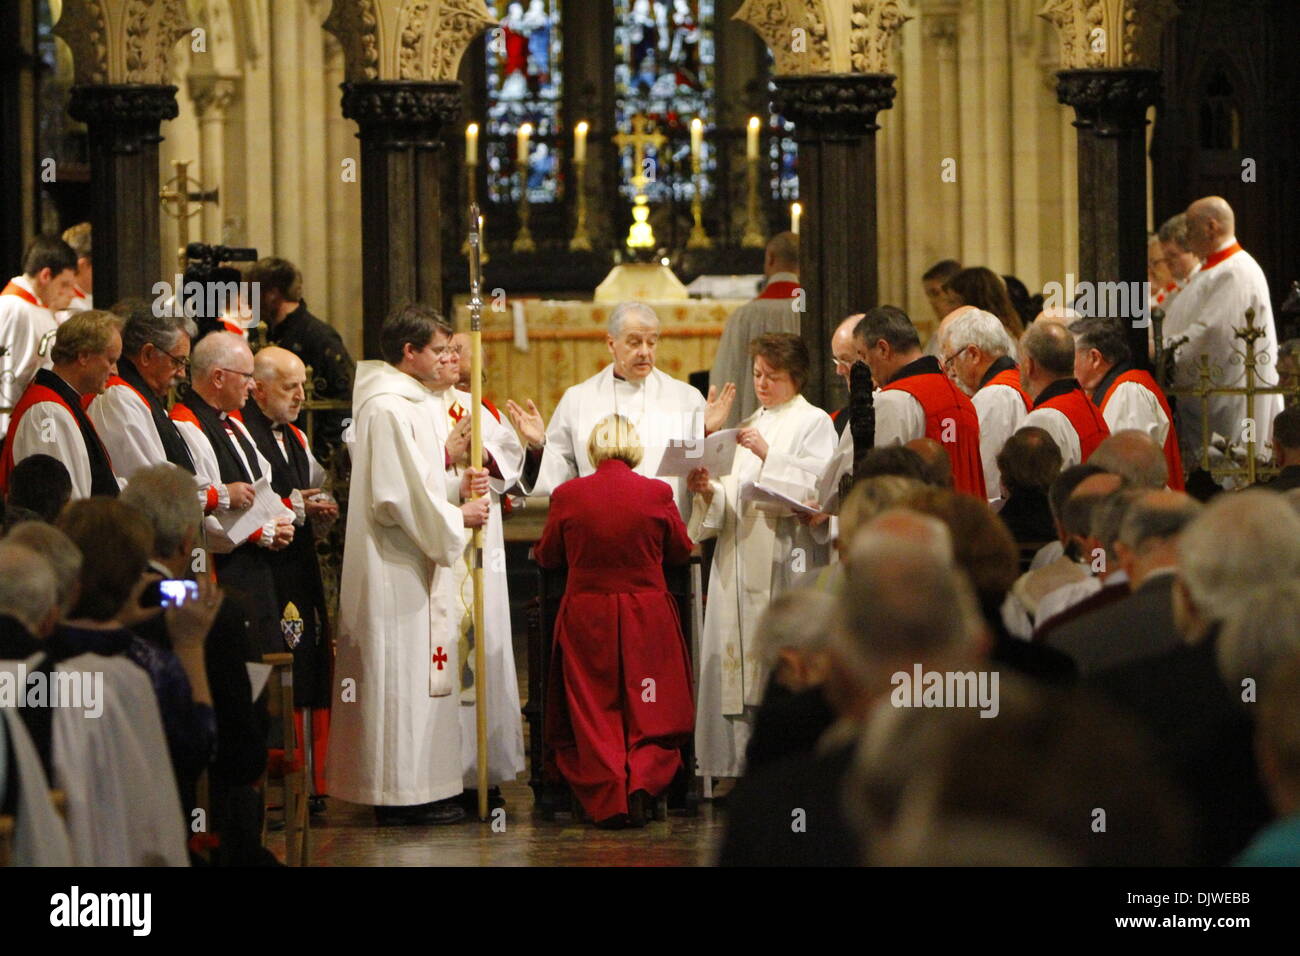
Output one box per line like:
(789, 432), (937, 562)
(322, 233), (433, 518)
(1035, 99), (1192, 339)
(261, 652), (310, 866)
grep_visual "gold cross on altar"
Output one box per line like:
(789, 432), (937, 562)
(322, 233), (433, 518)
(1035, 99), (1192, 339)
(613, 115), (667, 194)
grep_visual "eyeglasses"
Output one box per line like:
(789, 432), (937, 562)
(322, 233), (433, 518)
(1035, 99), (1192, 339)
(941, 348), (968, 371)
(163, 350), (190, 372)
(219, 368), (255, 382)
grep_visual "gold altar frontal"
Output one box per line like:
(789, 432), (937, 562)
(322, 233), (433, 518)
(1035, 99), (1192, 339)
(451, 297), (747, 420)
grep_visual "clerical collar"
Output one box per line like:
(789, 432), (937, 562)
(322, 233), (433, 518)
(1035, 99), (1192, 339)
(887, 354), (942, 385)
(1090, 360), (1133, 405)
(1202, 239), (1243, 271)
(978, 354), (1018, 390)
(1032, 377), (1083, 408)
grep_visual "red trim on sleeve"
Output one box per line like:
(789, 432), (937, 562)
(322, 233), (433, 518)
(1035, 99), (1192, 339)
(205, 486), (218, 513)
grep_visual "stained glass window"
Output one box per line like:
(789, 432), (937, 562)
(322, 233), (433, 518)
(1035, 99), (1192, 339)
(769, 87), (799, 201)
(484, 0), (564, 204)
(613, 0), (716, 203)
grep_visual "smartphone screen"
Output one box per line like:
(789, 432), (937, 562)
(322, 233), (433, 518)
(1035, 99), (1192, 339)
(158, 579), (200, 608)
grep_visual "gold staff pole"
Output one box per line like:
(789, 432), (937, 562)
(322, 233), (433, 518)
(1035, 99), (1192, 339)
(468, 202), (490, 821)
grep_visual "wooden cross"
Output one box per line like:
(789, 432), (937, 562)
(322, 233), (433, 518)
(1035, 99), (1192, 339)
(613, 114), (667, 194)
(432, 646), (448, 670)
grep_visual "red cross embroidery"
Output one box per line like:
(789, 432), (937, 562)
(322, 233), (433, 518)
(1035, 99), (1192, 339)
(449, 403), (467, 424)
(432, 647), (448, 670)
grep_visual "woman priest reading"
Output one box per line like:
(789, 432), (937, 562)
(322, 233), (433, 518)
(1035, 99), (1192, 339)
(534, 413), (695, 829)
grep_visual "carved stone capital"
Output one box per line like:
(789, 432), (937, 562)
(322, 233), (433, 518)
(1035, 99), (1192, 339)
(55, 0), (194, 86)
(735, 0), (915, 76)
(1039, 0), (1179, 70)
(66, 84), (179, 152)
(340, 80), (462, 149)
(323, 0), (496, 82)
(189, 74), (239, 119)
(772, 73), (897, 141)
(1056, 68), (1160, 135)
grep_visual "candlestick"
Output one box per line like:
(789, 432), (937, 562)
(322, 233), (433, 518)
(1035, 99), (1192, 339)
(465, 122), (479, 166)
(791, 201), (802, 236)
(569, 155), (592, 252)
(574, 120), (588, 164)
(687, 119), (711, 249)
(746, 115), (760, 162)
(741, 142), (765, 248)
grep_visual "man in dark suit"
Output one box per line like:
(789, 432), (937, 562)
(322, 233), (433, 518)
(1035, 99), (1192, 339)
(1088, 491), (1300, 865)
(1264, 405), (1300, 491)
(1047, 490), (1200, 674)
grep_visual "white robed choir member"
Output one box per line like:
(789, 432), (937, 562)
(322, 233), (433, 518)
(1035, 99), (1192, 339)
(0, 262), (69, 439)
(507, 302), (732, 519)
(435, 365), (527, 790)
(327, 307), (490, 822)
(1161, 197), (1283, 462)
(688, 333), (836, 779)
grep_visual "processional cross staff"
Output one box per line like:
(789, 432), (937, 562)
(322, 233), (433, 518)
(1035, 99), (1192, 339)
(467, 203), (491, 821)
(613, 114), (667, 195)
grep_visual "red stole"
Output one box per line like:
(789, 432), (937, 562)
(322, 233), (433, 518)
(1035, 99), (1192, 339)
(0, 370), (118, 496)
(1099, 369), (1185, 490)
(757, 280), (801, 300)
(881, 372), (987, 498)
(1201, 241), (1243, 272)
(1038, 384), (1110, 462)
(1, 281), (41, 307)
(984, 367), (1032, 412)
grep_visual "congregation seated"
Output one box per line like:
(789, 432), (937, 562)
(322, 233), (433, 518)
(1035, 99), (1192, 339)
(3, 453), (72, 528)
(854, 445), (936, 486)
(993, 426), (1061, 549)
(1087, 429), (1169, 490)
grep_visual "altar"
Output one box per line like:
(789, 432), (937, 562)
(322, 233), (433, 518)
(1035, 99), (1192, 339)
(451, 296), (747, 419)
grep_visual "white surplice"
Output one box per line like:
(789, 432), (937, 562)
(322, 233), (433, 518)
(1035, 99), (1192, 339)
(327, 361), (467, 806)
(972, 382), (1028, 498)
(4, 391), (125, 499)
(522, 364), (705, 518)
(0, 276), (58, 438)
(437, 386), (527, 788)
(0, 657), (73, 866)
(52, 653), (189, 866)
(1161, 242), (1282, 459)
(688, 393), (837, 778)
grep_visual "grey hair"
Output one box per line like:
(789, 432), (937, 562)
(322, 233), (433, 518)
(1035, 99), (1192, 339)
(120, 464), (204, 558)
(1217, 580), (1300, 697)
(944, 307), (1016, 358)
(1118, 494), (1202, 554)
(4, 522), (82, 614)
(0, 542), (58, 634)
(1178, 491), (1300, 624)
(754, 588), (837, 666)
(1157, 213), (1191, 251)
(1088, 430), (1168, 490)
(834, 528), (981, 694)
(607, 302), (660, 338)
(190, 330), (251, 379)
(122, 309), (197, 358)
(1091, 489), (1141, 556)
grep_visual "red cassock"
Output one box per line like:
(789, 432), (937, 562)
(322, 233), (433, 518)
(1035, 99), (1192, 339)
(534, 458), (695, 823)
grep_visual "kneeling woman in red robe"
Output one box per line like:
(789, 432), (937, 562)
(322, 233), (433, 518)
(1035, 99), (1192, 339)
(534, 413), (695, 828)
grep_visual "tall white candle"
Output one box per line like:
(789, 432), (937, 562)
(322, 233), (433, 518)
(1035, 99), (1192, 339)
(746, 116), (760, 162)
(574, 121), (588, 163)
(517, 123), (532, 166)
(465, 122), (479, 165)
(791, 201), (802, 236)
(691, 117), (703, 163)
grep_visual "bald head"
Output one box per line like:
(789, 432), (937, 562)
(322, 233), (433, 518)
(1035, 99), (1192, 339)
(906, 437), (953, 489)
(252, 345), (308, 425)
(190, 331), (255, 412)
(1185, 196), (1236, 258)
(832, 313), (864, 385)
(1073, 471), (1124, 500)
(860, 508), (954, 565)
(1089, 430), (1169, 489)
(1033, 305), (1081, 327)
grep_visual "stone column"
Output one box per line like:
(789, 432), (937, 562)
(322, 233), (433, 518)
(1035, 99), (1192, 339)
(189, 74), (239, 243)
(57, 0), (193, 307)
(1042, 0), (1178, 369)
(323, 0), (494, 359)
(737, 0), (914, 409)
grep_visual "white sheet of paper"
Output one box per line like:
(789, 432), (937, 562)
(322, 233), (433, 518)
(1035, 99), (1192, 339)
(246, 662), (272, 701)
(740, 480), (819, 515)
(741, 449), (853, 516)
(215, 473), (285, 543)
(655, 428), (740, 478)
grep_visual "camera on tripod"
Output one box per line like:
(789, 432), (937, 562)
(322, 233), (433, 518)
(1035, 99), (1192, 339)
(181, 242), (261, 339)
